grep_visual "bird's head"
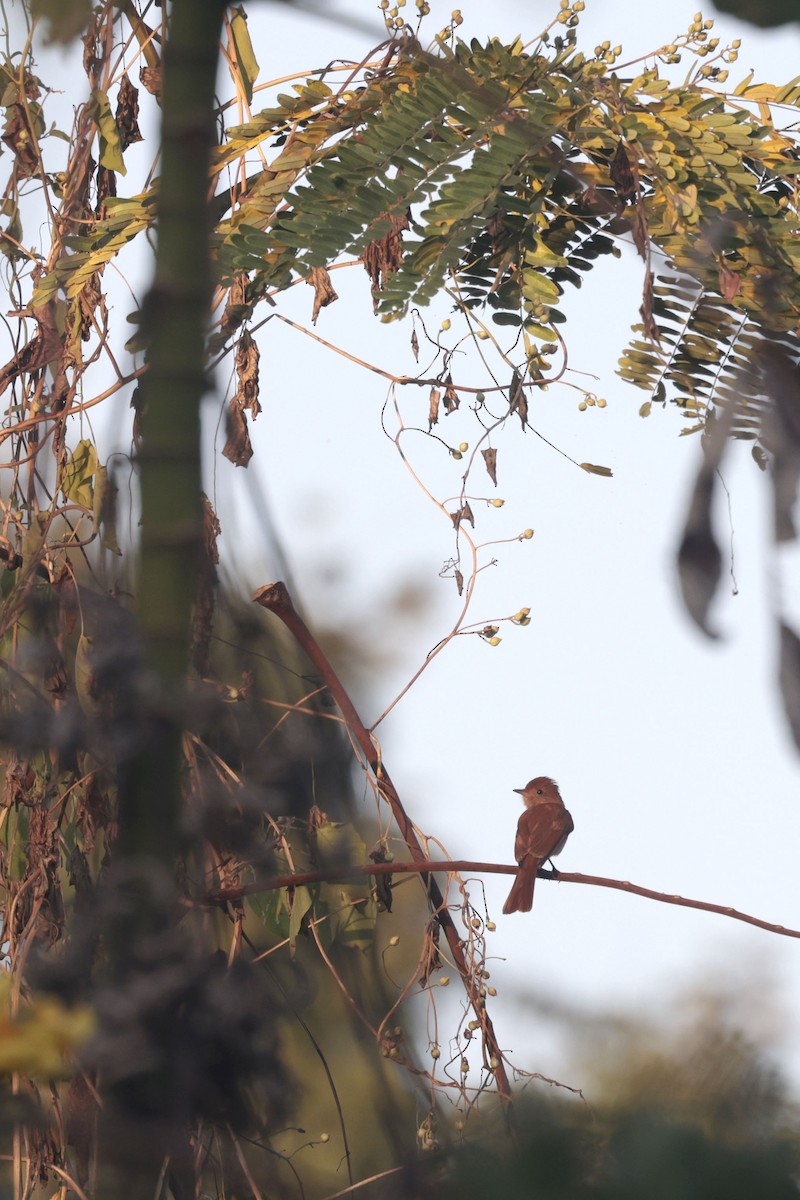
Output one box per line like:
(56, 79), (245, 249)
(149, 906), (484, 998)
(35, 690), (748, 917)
(513, 776), (561, 805)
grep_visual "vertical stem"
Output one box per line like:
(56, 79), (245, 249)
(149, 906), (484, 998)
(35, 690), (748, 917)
(118, 0), (224, 862)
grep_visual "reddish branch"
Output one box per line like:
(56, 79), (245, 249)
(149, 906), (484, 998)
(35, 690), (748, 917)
(209, 859), (800, 942)
(252, 580), (514, 1101)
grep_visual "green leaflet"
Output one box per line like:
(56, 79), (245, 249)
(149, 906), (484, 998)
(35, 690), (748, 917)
(228, 6), (259, 105)
(62, 439), (97, 509)
(87, 88), (125, 174)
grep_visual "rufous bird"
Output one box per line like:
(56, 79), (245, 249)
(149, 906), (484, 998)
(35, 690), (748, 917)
(503, 776), (573, 914)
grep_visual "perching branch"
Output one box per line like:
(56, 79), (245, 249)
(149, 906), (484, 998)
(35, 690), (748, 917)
(208, 859), (800, 942)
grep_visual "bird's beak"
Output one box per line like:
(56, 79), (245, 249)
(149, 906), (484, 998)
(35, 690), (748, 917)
(512, 788), (524, 795)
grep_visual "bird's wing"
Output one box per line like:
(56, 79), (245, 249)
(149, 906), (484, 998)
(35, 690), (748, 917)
(514, 802), (573, 863)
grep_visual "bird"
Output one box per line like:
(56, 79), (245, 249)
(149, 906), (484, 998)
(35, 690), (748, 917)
(502, 777), (573, 914)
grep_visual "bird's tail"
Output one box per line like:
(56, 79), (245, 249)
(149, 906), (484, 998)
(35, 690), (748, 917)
(502, 863), (536, 914)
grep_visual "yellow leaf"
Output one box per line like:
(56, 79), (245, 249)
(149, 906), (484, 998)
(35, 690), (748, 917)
(579, 462), (613, 477)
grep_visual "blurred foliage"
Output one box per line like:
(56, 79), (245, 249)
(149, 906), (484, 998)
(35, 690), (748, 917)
(712, 0), (799, 27)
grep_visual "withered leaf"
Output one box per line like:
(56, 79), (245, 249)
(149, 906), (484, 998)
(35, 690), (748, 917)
(223, 327), (260, 467)
(509, 369), (527, 428)
(235, 328), (260, 417)
(410, 328), (419, 362)
(443, 373), (459, 415)
(78, 271), (105, 340)
(454, 569), (464, 595)
(677, 465), (721, 638)
(93, 464), (122, 555)
(95, 162), (116, 217)
(610, 139), (636, 203)
(778, 621), (800, 752)
(361, 210), (410, 298)
(2, 104), (39, 174)
(115, 72), (142, 151)
(718, 260), (740, 301)
(219, 272), (250, 342)
(631, 200), (648, 260)
(369, 839), (393, 912)
(579, 462), (614, 477)
(640, 267), (658, 342)
(223, 400), (253, 467)
(139, 64), (162, 101)
(451, 502), (474, 530)
(0, 305), (64, 397)
(307, 265), (338, 324)
(2, 755), (34, 808)
(481, 447), (498, 486)
(428, 387), (440, 430)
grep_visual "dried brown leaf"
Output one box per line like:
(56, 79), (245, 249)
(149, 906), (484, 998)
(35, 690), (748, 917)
(454, 569), (464, 595)
(361, 210), (410, 298)
(307, 266), (338, 324)
(610, 139), (636, 203)
(95, 162), (116, 217)
(640, 267), (658, 342)
(139, 64), (162, 100)
(718, 259), (741, 301)
(481, 447), (498, 486)
(509, 369), (527, 428)
(235, 328), (260, 417)
(219, 272), (250, 341)
(451, 502), (474, 530)
(115, 72), (142, 150)
(443, 372), (459, 415)
(631, 200), (648, 259)
(411, 328), (419, 361)
(223, 400), (253, 467)
(223, 330), (260, 466)
(2, 104), (39, 174)
(0, 304), (64, 397)
(428, 387), (440, 430)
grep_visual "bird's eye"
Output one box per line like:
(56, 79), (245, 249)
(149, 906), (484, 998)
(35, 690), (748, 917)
(536, 788), (543, 795)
